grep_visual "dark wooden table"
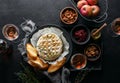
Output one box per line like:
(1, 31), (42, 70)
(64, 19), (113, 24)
(0, 0), (120, 83)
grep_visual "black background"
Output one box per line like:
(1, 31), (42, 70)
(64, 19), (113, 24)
(0, 0), (120, 83)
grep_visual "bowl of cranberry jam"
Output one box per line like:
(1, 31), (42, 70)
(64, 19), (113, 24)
(71, 24), (90, 45)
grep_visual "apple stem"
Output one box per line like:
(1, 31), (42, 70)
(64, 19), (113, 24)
(93, 23), (107, 36)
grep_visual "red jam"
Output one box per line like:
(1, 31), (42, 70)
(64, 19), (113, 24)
(74, 29), (87, 42)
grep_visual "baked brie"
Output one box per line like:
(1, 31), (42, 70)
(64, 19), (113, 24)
(36, 33), (63, 61)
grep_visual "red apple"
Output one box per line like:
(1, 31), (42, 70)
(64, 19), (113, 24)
(91, 5), (100, 16)
(77, 0), (88, 9)
(87, 0), (98, 5)
(80, 5), (92, 17)
(78, 0), (86, 1)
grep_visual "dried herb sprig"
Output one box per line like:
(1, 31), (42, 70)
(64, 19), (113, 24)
(75, 70), (91, 83)
(15, 63), (41, 83)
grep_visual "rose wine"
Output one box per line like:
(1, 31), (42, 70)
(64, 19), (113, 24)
(2, 24), (19, 41)
(71, 53), (87, 70)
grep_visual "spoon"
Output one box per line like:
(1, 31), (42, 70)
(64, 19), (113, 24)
(93, 23), (107, 36)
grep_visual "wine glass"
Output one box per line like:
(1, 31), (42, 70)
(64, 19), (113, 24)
(2, 24), (20, 43)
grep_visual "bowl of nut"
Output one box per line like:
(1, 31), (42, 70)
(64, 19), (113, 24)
(84, 43), (101, 61)
(60, 7), (78, 24)
(71, 24), (90, 45)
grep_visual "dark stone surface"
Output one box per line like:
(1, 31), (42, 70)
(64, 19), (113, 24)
(0, 0), (120, 83)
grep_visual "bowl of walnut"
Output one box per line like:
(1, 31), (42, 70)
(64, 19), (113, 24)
(60, 7), (78, 25)
(84, 43), (101, 61)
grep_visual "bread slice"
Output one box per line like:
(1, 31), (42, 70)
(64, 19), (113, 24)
(26, 43), (37, 60)
(28, 57), (49, 70)
(47, 57), (66, 73)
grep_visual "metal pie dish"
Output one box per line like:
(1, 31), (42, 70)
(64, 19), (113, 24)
(84, 43), (101, 61)
(70, 24), (90, 45)
(25, 24), (72, 65)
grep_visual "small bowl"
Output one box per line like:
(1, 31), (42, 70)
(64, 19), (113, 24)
(91, 28), (101, 40)
(71, 24), (90, 45)
(60, 7), (78, 25)
(84, 44), (101, 61)
(70, 53), (87, 70)
(111, 18), (120, 35)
